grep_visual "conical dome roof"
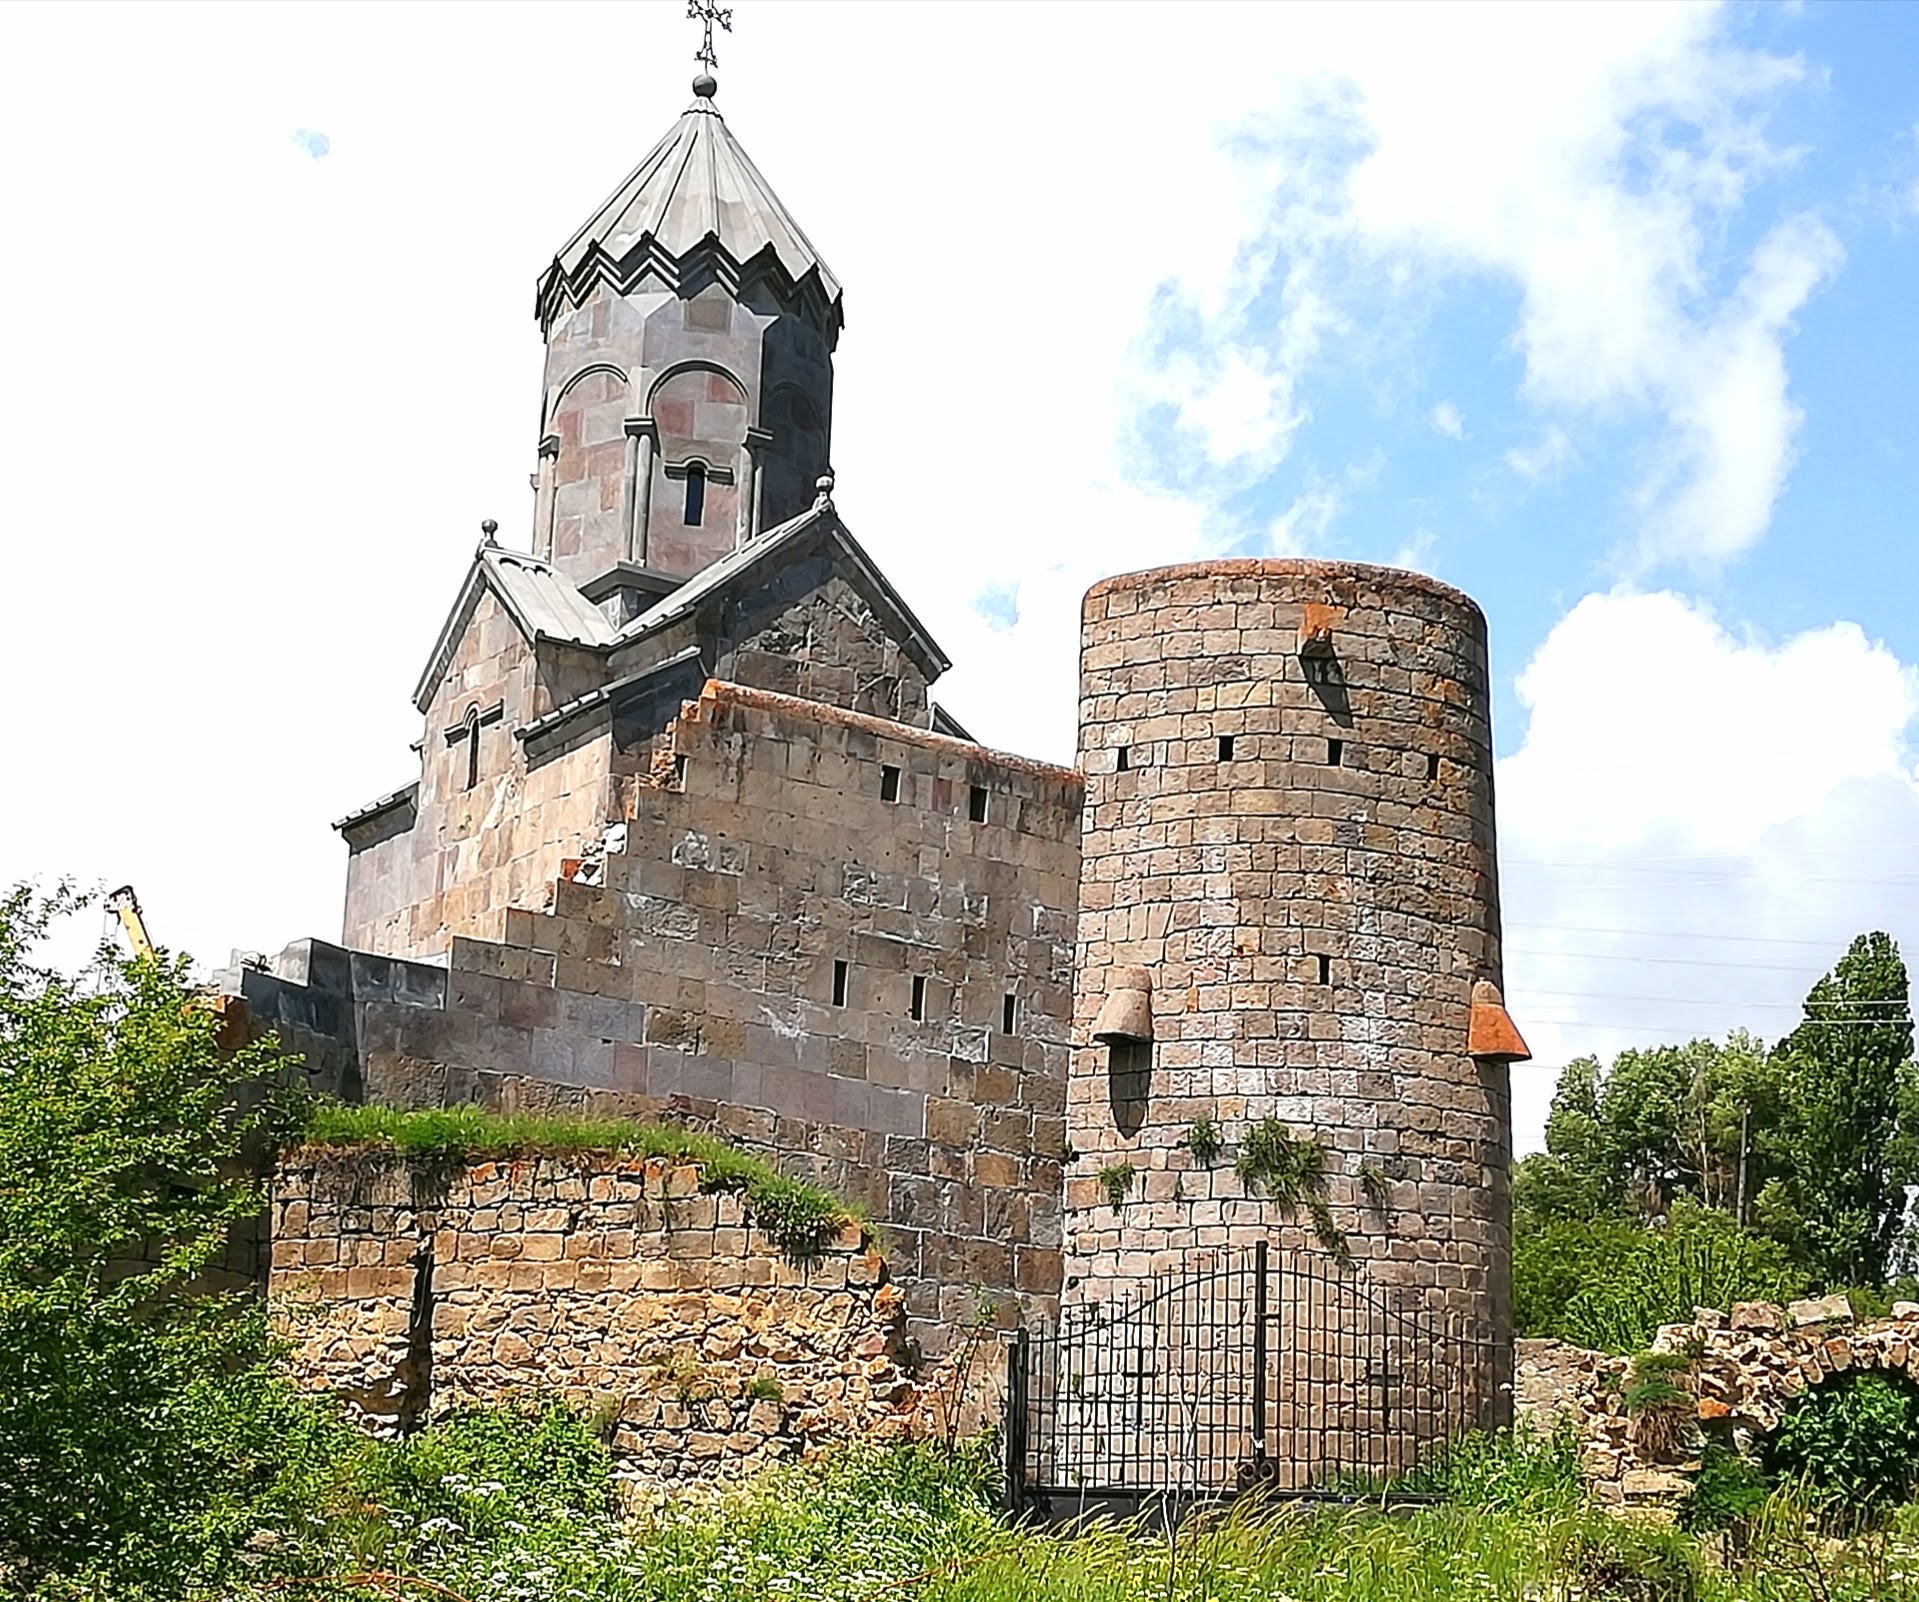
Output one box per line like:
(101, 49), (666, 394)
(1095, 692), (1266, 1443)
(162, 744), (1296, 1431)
(536, 78), (842, 333)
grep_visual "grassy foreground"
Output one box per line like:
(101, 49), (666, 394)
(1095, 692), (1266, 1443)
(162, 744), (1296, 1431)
(208, 1407), (1919, 1602)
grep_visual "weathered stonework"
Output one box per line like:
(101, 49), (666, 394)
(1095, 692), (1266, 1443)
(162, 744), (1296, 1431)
(1067, 562), (1513, 1311)
(1516, 1298), (1919, 1509)
(240, 681), (1082, 1348)
(1062, 561), (1518, 1474)
(271, 1148), (915, 1482)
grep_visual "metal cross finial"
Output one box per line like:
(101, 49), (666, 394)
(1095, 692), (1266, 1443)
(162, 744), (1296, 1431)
(688, 0), (732, 72)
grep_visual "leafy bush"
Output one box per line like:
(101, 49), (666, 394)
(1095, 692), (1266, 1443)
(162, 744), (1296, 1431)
(1679, 1439), (1771, 1534)
(304, 1100), (860, 1259)
(1515, 1204), (1806, 1352)
(0, 883), (313, 1599)
(1761, 1370), (1919, 1522)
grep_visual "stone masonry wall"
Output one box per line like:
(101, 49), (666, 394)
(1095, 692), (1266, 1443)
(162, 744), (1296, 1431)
(1516, 1295), (1919, 1511)
(270, 1148), (914, 1483)
(343, 585), (617, 961)
(1065, 560), (1513, 1459)
(241, 680), (1083, 1350)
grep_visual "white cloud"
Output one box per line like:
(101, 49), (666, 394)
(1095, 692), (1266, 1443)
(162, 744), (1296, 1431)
(1390, 526), (1437, 571)
(1504, 426), (1575, 482)
(1140, 3), (1835, 572)
(1429, 401), (1465, 440)
(1497, 591), (1919, 1149)
(1267, 484), (1344, 555)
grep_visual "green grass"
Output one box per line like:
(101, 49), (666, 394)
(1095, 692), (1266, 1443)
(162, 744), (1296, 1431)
(298, 1101), (862, 1259)
(221, 1420), (1919, 1602)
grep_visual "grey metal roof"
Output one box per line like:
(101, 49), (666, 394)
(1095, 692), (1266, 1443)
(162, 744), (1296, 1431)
(412, 542), (616, 713)
(538, 83), (841, 328)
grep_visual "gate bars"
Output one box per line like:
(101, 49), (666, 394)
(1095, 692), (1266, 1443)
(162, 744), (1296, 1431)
(1004, 1241), (1505, 1515)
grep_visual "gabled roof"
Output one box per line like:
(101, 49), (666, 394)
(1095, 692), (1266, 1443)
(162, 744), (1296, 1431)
(536, 80), (842, 334)
(412, 541), (615, 713)
(613, 494), (951, 682)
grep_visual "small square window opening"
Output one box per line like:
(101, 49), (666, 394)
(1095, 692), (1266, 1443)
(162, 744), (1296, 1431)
(880, 764), (901, 802)
(1326, 738), (1343, 766)
(1116, 746), (1130, 772)
(968, 784), (988, 823)
(1217, 735), (1235, 761)
(1426, 752), (1441, 781)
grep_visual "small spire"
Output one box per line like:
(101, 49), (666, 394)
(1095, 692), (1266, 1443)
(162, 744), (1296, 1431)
(814, 472), (835, 511)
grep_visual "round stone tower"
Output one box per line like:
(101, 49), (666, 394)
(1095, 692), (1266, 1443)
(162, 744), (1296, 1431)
(1065, 560), (1527, 1442)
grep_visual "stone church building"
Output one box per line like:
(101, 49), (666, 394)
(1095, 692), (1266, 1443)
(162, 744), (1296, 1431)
(227, 71), (1530, 1369)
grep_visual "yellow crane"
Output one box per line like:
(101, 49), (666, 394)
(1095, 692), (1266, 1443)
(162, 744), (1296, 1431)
(106, 885), (156, 960)
(104, 884), (250, 1049)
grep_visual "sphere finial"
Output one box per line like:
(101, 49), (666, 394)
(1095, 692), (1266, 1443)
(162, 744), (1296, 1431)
(692, 70), (718, 100)
(480, 518), (499, 543)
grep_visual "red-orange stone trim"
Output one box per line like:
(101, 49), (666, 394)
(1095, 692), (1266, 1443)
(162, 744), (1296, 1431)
(1468, 980), (1532, 1063)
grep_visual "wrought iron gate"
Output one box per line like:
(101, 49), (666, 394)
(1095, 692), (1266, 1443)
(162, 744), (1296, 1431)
(1003, 1242), (1505, 1518)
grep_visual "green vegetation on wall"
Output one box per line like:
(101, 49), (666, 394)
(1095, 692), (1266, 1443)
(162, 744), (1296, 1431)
(303, 1101), (862, 1258)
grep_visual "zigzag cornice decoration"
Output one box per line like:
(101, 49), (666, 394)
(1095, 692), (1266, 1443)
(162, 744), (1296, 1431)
(535, 233), (844, 342)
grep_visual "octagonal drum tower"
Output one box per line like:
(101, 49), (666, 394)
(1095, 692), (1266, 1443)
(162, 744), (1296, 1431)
(1062, 559), (1528, 1484)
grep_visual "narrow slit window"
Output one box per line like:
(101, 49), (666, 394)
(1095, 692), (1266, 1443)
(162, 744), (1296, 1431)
(1217, 735), (1235, 761)
(683, 462), (706, 526)
(832, 960), (849, 1007)
(968, 784), (988, 823)
(461, 709), (481, 791)
(673, 753), (688, 787)
(1002, 993), (1018, 1035)
(1116, 746), (1130, 772)
(910, 975), (927, 1021)
(880, 764), (901, 802)
(1426, 752), (1441, 781)
(1326, 738), (1343, 766)
(1316, 953), (1331, 986)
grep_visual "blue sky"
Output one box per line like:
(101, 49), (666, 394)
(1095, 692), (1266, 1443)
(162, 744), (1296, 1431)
(0, 1), (1916, 1150)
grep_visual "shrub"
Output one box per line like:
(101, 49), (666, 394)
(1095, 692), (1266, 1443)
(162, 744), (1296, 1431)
(1680, 1439), (1771, 1534)
(1515, 1204), (1806, 1352)
(1761, 1370), (1919, 1522)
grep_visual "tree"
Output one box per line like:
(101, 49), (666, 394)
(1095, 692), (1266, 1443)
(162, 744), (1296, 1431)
(1755, 932), (1918, 1289)
(0, 884), (308, 1597)
(1517, 1034), (1776, 1229)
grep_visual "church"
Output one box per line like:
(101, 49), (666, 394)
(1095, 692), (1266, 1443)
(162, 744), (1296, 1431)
(229, 61), (1526, 1389)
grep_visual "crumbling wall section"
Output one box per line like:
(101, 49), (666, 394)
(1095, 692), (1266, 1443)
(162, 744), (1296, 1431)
(1515, 1296), (1919, 1510)
(271, 1148), (914, 1482)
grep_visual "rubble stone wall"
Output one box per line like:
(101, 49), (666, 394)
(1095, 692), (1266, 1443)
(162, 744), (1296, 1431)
(270, 1148), (916, 1483)
(1515, 1296), (1919, 1509)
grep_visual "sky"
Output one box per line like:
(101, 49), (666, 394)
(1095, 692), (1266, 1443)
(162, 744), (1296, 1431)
(2, 1), (1917, 1154)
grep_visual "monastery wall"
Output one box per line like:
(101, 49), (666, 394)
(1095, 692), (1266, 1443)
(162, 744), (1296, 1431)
(271, 1148), (915, 1483)
(238, 680), (1083, 1347)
